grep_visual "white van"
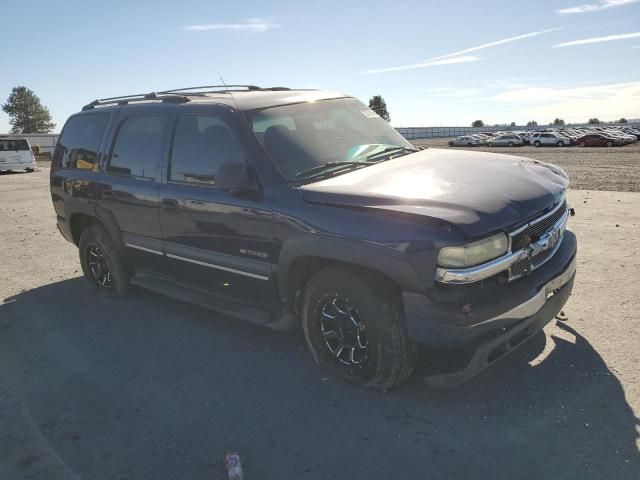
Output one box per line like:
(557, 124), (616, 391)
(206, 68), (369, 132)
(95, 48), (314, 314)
(0, 137), (36, 172)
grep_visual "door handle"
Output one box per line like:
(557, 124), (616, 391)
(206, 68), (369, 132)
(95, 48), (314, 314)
(161, 198), (179, 211)
(102, 190), (114, 200)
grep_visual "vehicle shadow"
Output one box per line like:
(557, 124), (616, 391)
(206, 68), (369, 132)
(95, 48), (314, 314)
(1, 278), (638, 480)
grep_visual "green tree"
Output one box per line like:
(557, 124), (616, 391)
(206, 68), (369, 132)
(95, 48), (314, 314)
(526, 120), (538, 127)
(552, 118), (565, 126)
(618, 118), (628, 124)
(509, 121), (516, 127)
(368, 95), (390, 122)
(587, 117), (601, 125)
(2, 86), (55, 133)
(471, 120), (484, 127)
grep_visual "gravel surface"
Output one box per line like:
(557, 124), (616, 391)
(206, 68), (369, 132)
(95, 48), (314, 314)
(413, 139), (640, 192)
(1, 167), (639, 479)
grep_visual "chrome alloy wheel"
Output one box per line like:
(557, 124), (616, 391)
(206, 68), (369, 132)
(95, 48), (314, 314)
(86, 244), (112, 288)
(319, 296), (368, 367)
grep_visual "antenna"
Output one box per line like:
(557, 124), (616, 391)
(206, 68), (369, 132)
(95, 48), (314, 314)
(219, 76), (258, 135)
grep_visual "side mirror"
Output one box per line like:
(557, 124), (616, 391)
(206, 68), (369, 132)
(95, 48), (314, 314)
(216, 162), (258, 194)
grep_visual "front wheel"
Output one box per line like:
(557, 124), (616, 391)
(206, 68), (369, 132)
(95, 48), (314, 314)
(534, 141), (541, 147)
(79, 224), (130, 297)
(557, 141), (565, 147)
(301, 265), (418, 391)
(580, 141), (586, 147)
(606, 141), (613, 147)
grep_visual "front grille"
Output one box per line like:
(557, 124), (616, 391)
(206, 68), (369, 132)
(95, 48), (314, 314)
(508, 199), (568, 280)
(510, 248), (557, 278)
(511, 200), (567, 250)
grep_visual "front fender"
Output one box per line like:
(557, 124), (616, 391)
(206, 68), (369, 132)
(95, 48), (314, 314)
(277, 234), (426, 302)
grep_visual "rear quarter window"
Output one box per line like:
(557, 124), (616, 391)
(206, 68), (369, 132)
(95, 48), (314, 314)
(54, 113), (109, 170)
(0, 139), (30, 151)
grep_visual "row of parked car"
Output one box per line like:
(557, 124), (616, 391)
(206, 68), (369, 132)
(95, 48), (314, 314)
(448, 125), (640, 148)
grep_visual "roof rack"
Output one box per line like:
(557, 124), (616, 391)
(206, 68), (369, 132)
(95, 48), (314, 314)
(82, 91), (190, 111)
(81, 85), (304, 111)
(159, 84), (263, 94)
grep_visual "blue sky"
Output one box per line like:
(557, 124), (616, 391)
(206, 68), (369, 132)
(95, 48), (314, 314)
(1, 0), (639, 131)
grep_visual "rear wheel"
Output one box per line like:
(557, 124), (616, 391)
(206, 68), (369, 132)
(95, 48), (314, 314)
(557, 141), (565, 147)
(580, 141), (586, 147)
(79, 225), (130, 297)
(534, 140), (541, 147)
(606, 141), (613, 147)
(301, 265), (418, 391)
(508, 142), (514, 147)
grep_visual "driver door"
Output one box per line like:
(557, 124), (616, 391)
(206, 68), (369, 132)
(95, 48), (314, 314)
(158, 104), (279, 306)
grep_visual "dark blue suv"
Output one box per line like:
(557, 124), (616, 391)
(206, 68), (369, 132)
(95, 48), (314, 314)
(50, 85), (577, 390)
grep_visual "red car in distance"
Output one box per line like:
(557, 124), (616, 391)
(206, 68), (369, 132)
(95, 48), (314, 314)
(575, 134), (622, 147)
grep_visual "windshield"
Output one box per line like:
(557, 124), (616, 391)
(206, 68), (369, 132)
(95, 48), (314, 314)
(247, 98), (414, 181)
(0, 139), (30, 151)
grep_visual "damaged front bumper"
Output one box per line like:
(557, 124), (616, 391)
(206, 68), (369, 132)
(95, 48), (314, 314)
(403, 230), (577, 388)
(425, 255), (575, 388)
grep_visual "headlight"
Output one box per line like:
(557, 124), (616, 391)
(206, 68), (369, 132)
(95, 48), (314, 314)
(437, 232), (508, 268)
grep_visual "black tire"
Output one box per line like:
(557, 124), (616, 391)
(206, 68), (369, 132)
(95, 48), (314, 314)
(79, 224), (130, 297)
(508, 142), (514, 147)
(301, 265), (418, 391)
(557, 141), (565, 147)
(580, 141), (586, 147)
(467, 142), (472, 146)
(25, 167), (35, 172)
(606, 141), (613, 147)
(534, 140), (541, 147)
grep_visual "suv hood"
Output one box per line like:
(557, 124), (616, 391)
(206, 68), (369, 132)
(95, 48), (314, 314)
(298, 148), (568, 238)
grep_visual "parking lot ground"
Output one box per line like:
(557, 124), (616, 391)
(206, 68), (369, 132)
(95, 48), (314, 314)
(413, 139), (640, 192)
(1, 167), (639, 479)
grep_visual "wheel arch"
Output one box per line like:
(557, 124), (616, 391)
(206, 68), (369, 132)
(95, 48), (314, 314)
(277, 236), (424, 314)
(67, 205), (126, 259)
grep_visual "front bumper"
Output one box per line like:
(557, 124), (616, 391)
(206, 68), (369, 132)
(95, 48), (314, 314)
(424, 270), (574, 388)
(404, 230), (576, 346)
(403, 231), (576, 387)
(0, 160), (35, 170)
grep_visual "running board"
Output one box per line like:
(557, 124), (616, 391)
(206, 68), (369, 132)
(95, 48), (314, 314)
(131, 270), (274, 326)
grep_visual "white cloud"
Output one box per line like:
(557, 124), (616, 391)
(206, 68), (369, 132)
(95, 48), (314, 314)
(558, 0), (640, 14)
(553, 31), (640, 47)
(491, 81), (640, 122)
(428, 27), (565, 61)
(363, 55), (480, 74)
(185, 18), (280, 33)
(364, 27), (563, 74)
(423, 87), (481, 97)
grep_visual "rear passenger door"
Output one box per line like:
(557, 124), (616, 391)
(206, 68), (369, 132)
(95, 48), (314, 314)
(96, 105), (172, 270)
(158, 105), (278, 306)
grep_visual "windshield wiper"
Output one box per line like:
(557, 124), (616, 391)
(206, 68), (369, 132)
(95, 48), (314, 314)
(363, 146), (419, 162)
(295, 161), (376, 180)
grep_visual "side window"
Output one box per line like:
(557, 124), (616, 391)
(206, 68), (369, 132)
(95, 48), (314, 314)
(169, 114), (245, 186)
(108, 115), (163, 179)
(54, 113), (109, 170)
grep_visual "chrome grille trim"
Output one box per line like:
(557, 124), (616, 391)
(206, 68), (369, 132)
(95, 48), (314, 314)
(435, 199), (569, 284)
